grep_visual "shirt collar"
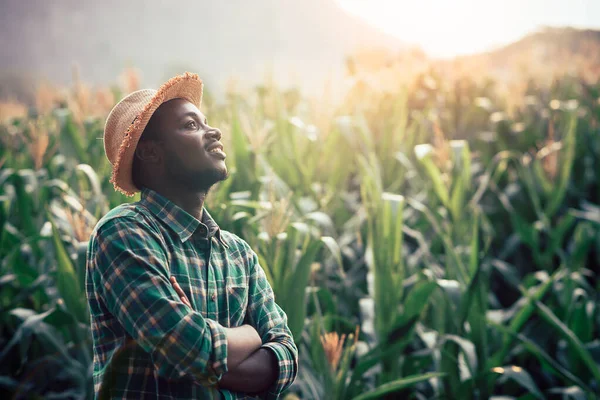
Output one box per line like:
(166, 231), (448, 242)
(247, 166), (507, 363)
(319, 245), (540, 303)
(140, 187), (225, 245)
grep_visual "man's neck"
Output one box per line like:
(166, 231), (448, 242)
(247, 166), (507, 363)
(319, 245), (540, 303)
(169, 191), (207, 221)
(149, 184), (207, 221)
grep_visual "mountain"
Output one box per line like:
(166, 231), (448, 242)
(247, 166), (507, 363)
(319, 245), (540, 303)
(342, 26), (600, 92)
(444, 27), (600, 83)
(0, 0), (403, 101)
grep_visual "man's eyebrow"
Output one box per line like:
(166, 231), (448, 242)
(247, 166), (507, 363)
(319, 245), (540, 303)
(180, 111), (206, 122)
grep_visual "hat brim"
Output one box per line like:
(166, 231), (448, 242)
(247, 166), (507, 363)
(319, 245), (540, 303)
(109, 72), (203, 196)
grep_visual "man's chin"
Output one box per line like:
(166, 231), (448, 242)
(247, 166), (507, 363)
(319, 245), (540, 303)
(194, 167), (229, 191)
(213, 166), (229, 183)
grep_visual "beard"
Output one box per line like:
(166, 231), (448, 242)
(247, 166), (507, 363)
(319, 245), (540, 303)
(165, 154), (229, 192)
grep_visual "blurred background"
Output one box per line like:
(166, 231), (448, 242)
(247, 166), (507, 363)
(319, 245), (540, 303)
(2, 0), (599, 101)
(1, 0), (600, 399)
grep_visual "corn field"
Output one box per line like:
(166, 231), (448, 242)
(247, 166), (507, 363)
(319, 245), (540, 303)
(1, 65), (600, 400)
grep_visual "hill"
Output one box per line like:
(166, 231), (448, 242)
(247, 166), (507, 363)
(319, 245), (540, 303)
(445, 27), (600, 83)
(0, 0), (402, 102)
(343, 26), (600, 93)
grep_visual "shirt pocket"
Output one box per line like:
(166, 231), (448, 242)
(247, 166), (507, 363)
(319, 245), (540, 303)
(225, 282), (248, 326)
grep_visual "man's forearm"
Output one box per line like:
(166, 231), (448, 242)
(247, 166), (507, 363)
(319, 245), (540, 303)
(218, 348), (278, 394)
(224, 325), (263, 369)
(170, 279), (262, 372)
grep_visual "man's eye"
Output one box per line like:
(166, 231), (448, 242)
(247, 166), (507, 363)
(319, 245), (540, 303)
(186, 121), (197, 129)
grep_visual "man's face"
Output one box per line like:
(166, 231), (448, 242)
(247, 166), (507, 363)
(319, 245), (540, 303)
(151, 98), (228, 191)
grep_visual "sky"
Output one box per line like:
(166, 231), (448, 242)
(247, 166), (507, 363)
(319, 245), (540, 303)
(337, 0), (600, 57)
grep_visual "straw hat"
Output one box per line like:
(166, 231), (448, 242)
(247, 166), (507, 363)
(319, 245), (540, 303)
(104, 72), (203, 197)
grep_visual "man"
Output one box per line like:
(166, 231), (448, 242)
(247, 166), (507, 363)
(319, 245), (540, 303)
(86, 72), (298, 399)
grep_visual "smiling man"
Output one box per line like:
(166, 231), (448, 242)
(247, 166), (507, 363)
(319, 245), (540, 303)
(85, 72), (298, 399)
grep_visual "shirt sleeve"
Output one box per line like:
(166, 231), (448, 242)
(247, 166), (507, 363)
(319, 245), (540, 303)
(89, 216), (228, 384)
(244, 246), (299, 399)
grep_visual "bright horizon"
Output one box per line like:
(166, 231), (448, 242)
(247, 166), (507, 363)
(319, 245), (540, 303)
(337, 0), (600, 58)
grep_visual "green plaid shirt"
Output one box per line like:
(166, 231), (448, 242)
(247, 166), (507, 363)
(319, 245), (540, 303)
(86, 187), (298, 399)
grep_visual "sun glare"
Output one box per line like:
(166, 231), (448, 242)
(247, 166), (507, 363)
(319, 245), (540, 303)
(336, 0), (545, 58)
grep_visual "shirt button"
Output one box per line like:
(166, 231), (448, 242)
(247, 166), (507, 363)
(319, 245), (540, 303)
(211, 293), (216, 301)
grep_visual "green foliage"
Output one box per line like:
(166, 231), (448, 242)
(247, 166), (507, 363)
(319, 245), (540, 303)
(1, 70), (600, 399)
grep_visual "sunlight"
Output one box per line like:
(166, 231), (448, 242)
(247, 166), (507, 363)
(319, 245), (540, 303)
(336, 0), (548, 57)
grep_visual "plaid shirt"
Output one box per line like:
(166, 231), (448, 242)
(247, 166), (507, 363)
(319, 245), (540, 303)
(86, 187), (298, 399)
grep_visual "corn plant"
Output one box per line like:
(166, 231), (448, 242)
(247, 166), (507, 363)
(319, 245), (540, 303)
(248, 220), (323, 342)
(2, 65), (600, 399)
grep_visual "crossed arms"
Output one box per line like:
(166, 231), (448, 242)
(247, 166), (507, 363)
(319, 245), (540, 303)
(170, 277), (278, 393)
(89, 217), (298, 398)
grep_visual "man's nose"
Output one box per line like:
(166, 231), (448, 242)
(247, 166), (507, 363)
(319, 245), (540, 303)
(205, 128), (222, 141)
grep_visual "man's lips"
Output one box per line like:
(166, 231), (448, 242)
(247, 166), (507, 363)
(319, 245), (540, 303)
(206, 142), (226, 159)
(206, 142), (224, 152)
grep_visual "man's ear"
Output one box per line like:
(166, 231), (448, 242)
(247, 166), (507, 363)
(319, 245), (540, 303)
(135, 141), (161, 163)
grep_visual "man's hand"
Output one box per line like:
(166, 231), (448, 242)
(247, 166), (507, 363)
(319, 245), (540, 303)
(170, 276), (262, 370)
(170, 276), (191, 307)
